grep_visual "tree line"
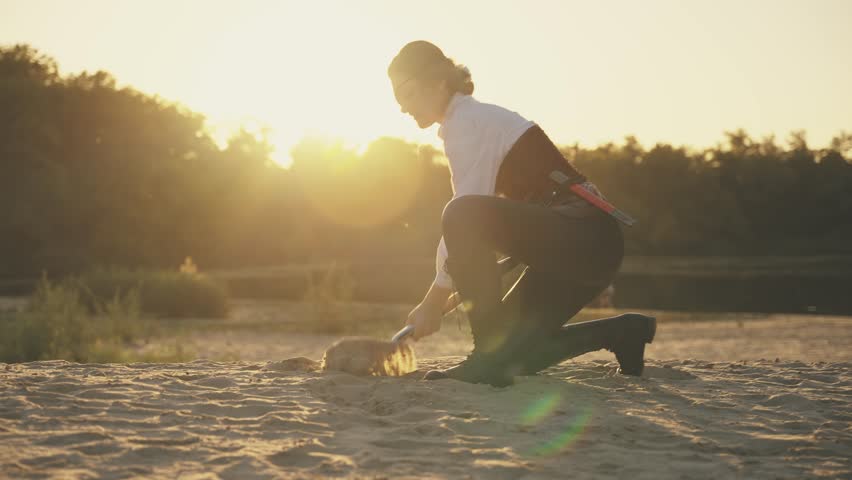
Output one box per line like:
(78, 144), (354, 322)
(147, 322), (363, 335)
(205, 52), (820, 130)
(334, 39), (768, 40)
(2, 44), (851, 279)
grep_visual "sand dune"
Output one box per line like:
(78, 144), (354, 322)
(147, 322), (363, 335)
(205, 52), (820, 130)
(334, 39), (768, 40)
(2, 355), (850, 479)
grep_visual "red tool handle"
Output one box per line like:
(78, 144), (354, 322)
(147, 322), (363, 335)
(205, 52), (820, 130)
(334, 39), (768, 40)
(550, 171), (636, 227)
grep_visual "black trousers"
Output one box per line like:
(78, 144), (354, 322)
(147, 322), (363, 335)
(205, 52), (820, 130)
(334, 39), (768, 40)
(442, 194), (624, 346)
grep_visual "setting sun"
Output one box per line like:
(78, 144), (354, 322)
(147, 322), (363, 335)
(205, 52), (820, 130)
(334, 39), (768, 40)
(5, 0), (850, 168)
(175, 2), (420, 166)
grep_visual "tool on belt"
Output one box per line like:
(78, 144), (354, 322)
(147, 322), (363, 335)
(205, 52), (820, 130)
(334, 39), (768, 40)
(547, 170), (636, 227)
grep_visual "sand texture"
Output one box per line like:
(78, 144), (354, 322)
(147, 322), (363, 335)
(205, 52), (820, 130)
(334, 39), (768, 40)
(2, 355), (850, 479)
(2, 300), (850, 479)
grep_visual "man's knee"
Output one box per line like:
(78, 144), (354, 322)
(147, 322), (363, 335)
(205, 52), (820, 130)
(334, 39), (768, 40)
(442, 196), (486, 237)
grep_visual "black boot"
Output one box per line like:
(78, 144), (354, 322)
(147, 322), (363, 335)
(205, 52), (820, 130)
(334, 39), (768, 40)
(422, 309), (516, 387)
(422, 250), (518, 387)
(518, 313), (656, 376)
(422, 352), (514, 387)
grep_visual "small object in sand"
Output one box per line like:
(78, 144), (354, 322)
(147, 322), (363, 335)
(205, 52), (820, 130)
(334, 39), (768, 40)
(321, 337), (417, 377)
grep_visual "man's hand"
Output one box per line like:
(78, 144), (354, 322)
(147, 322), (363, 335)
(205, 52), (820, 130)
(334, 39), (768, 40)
(406, 302), (443, 341)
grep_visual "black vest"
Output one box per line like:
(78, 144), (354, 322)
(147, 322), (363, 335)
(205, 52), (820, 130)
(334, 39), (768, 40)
(495, 125), (586, 204)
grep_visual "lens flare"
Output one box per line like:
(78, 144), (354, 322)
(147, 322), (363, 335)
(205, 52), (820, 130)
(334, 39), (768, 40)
(518, 391), (594, 456)
(520, 392), (561, 426)
(528, 406), (593, 457)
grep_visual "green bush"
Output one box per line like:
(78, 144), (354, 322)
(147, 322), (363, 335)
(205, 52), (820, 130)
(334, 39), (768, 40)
(0, 276), (163, 363)
(74, 267), (229, 318)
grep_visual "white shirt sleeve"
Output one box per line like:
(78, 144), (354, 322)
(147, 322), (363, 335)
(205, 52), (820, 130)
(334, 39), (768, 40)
(434, 236), (452, 288)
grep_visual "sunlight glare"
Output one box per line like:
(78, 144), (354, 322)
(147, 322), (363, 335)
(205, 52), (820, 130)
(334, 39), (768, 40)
(186, 3), (426, 168)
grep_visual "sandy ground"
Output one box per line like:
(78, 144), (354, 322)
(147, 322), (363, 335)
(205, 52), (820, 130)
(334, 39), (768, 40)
(183, 300), (852, 365)
(1, 299), (851, 479)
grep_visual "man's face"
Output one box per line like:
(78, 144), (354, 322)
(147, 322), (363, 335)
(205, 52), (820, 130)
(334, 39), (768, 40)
(392, 75), (446, 128)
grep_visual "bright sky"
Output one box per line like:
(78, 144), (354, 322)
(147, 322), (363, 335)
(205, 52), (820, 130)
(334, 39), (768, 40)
(2, 0), (850, 166)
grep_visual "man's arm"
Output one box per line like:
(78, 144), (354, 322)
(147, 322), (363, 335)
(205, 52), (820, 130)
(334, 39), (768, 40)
(420, 278), (454, 314)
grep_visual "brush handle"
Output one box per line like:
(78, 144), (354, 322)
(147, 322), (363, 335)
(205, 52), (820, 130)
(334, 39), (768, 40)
(391, 325), (416, 344)
(396, 257), (520, 343)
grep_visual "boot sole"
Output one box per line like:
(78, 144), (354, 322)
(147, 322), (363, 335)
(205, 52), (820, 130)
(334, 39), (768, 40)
(423, 367), (514, 388)
(615, 314), (656, 376)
